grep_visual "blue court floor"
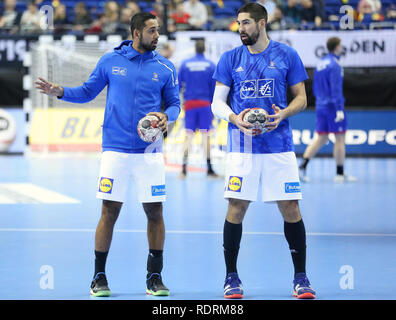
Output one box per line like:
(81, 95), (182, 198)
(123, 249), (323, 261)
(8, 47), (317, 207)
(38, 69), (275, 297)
(0, 155), (395, 300)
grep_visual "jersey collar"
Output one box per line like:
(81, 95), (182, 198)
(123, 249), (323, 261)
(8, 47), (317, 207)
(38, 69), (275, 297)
(243, 39), (272, 56)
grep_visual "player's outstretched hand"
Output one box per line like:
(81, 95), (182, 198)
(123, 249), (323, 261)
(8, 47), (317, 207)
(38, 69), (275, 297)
(35, 77), (64, 97)
(230, 108), (256, 136)
(147, 112), (168, 134)
(265, 104), (285, 132)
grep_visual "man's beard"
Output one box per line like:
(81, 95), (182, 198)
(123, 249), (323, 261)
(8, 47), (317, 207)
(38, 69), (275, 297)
(240, 27), (260, 46)
(139, 35), (157, 52)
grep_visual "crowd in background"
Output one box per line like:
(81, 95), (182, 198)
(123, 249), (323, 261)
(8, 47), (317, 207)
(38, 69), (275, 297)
(0, 0), (395, 35)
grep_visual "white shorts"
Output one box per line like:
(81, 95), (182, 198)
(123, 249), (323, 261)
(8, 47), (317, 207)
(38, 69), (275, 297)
(96, 151), (166, 203)
(224, 151), (302, 202)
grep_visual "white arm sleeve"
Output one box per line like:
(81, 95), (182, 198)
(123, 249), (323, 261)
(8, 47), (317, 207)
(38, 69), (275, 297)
(211, 85), (234, 122)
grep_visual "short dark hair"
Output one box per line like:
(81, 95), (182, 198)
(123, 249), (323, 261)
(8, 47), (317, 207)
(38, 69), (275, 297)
(327, 37), (341, 53)
(195, 39), (205, 54)
(237, 3), (268, 24)
(130, 12), (157, 37)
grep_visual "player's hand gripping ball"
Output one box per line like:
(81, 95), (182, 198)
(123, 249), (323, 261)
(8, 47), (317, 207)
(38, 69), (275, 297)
(243, 108), (268, 135)
(137, 115), (163, 143)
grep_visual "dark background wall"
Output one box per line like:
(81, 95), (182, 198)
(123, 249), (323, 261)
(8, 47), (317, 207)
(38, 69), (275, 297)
(0, 68), (23, 107)
(1, 66), (396, 108)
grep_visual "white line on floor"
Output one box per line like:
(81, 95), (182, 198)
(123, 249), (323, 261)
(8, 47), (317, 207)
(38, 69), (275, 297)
(0, 183), (80, 204)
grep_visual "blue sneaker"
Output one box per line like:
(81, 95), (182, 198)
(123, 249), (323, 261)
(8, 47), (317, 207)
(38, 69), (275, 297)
(224, 272), (243, 299)
(293, 272), (316, 299)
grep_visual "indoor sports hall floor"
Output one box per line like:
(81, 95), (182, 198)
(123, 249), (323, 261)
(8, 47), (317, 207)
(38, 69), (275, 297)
(0, 154), (395, 300)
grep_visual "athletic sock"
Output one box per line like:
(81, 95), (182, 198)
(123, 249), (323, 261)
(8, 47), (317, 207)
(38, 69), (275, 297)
(147, 249), (163, 275)
(223, 220), (243, 275)
(337, 165), (344, 175)
(284, 220), (306, 276)
(94, 250), (108, 277)
(300, 158), (310, 170)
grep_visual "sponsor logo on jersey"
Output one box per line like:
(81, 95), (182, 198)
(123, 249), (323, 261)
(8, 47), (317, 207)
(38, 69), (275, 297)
(112, 66), (127, 76)
(257, 79), (274, 97)
(284, 182), (301, 193)
(151, 184), (166, 196)
(99, 177), (114, 193)
(227, 176), (243, 192)
(240, 80), (257, 99)
(240, 79), (274, 99)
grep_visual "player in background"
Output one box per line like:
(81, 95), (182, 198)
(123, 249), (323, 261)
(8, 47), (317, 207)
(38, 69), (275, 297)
(178, 39), (218, 178)
(211, 3), (315, 299)
(35, 12), (180, 297)
(299, 37), (356, 183)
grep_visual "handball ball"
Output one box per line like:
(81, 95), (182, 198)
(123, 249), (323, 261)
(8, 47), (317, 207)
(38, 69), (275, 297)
(243, 108), (268, 135)
(137, 115), (162, 143)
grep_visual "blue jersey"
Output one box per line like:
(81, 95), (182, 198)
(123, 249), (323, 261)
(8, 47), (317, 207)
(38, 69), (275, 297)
(313, 53), (345, 111)
(60, 40), (180, 153)
(213, 40), (308, 154)
(178, 53), (216, 104)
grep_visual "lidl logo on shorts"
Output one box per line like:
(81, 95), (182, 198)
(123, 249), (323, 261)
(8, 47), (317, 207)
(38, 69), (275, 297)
(284, 182), (301, 193)
(228, 176), (243, 192)
(99, 177), (113, 194)
(152, 185), (166, 196)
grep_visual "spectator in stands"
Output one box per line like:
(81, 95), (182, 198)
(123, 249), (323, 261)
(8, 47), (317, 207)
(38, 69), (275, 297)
(366, 0), (382, 13)
(183, 0), (208, 30)
(314, 0), (327, 26)
(53, 3), (70, 34)
(268, 5), (287, 30)
(151, 2), (165, 27)
(299, 0), (326, 27)
(386, 4), (396, 21)
(282, 0), (302, 25)
(102, 1), (119, 34)
(357, 0), (375, 14)
(126, 1), (141, 16)
(53, 3), (69, 25)
(116, 7), (133, 37)
(72, 2), (93, 32)
(256, 0), (277, 22)
(300, 0), (316, 24)
(168, 2), (191, 32)
(167, 0), (184, 13)
(20, 0), (45, 33)
(167, 0), (184, 22)
(357, 0), (384, 22)
(0, 0), (22, 34)
(85, 13), (106, 34)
